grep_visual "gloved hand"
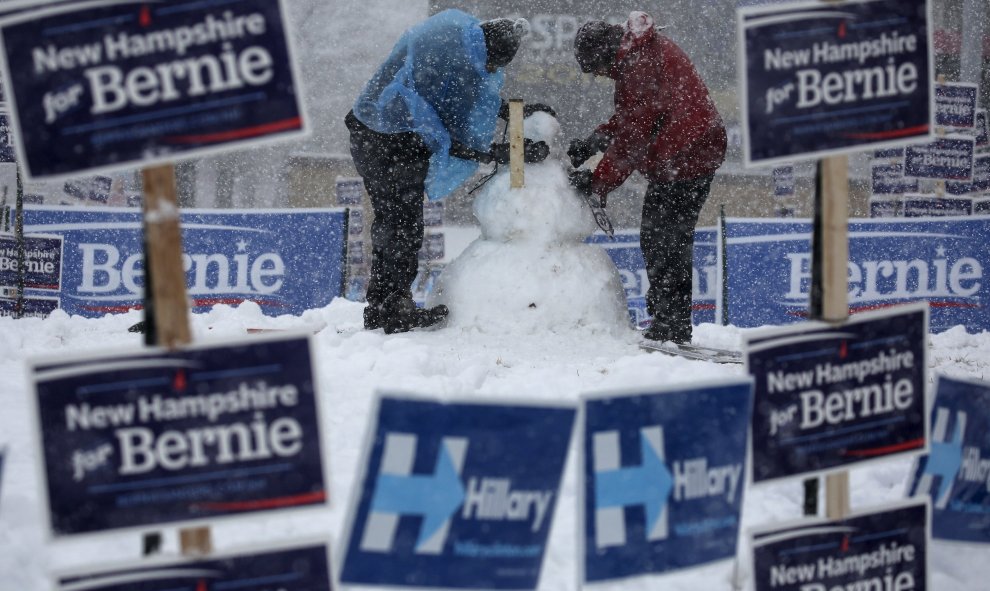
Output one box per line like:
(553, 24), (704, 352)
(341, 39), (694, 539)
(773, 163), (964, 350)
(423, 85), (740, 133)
(568, 169), (605, 207)
(567, 133), (609, 168)
(490, 139), (550, 164)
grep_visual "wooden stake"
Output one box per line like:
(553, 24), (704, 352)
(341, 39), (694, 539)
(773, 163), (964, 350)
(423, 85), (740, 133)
(141, 164), (191, 349)
(820, 154), (851, 519)
(179, 526), (213, 557)
(509, 99), (524, 189)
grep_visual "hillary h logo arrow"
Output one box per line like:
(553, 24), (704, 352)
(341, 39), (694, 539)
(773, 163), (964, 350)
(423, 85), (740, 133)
(920, 407), (965, 508)
(361, 434), (467, 554)
(593, 426), (673, 548)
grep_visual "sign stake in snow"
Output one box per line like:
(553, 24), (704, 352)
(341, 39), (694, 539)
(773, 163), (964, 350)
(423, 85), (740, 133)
(509, 99), (525, 189)
(141, 164), (191, 351)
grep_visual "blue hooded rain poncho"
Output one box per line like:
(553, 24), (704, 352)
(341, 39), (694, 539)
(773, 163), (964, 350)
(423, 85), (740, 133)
(352, 9), (504, 200)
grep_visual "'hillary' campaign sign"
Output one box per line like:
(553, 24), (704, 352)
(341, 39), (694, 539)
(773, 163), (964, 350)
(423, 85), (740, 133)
(908, 375), (990, 544)
(590, 229), (717, 328)
(340, 395), (575, 589)
(29, 333), (327, 536)
(23, 205), (346, 317)
(722, 217), (990, 333)
(56, 542), (333, 591)
(745, 303), (928, 483)
(751, 501), (928, 591)
(738, 0), (933, 167)
(0, 0), (307, 180)
(581, 380), (753, 582)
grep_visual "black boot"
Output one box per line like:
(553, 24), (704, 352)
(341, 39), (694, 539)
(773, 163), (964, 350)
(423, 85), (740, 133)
(643, 320), (691, 345)
(382, 293), (448, 334)
(364, 304), (384, 330)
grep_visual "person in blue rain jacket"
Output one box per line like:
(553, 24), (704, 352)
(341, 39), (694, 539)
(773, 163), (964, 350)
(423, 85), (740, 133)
(346, 9), (550, 333)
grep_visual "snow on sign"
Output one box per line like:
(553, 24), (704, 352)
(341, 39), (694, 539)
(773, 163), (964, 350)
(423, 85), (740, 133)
(871, 163), (919, 195)
(580, 380), (753, 583)
(0, 0), (307, 181)
(745, 303), (928, 484)
(751, 501), (929, 591)
(28, 332), (328, 537)
(737, 0), (933, 167)
(908, 375), (990, 544)
(339, 395), (575, 590)
(56, 542), (333, 591)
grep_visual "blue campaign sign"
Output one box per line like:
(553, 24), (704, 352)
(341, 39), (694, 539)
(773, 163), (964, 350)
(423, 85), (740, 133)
(908, 375), (990, 544)
(751, 501), (928, 591)
(57, 542), (332, 591)
(946, 154), (990, 195)
(976, 109), (989, 148)
(589, 229), (718, 328)
(936, 82), (978, 128)
(738, 0), (933, 166)
(773, 165), (795, 197)
(0, 295), (59, 318)
(745, 303), (928, 483)
(723, 217), (990, 333)
(869, 196), (902, 218)
(339, 395), (575, 589)
(875, 147), (906, 160)
(23, 205), (346, 317)
(872, 163), (919, 195)
(903, 194), (973, 217)
(0, 0), (306, 180)
(29, 333), (327, 536)
(904, 136), (976, 180)
(581, 380), (753, 582)
(0, 232), (63, 290)
(977, 199), (990, 215)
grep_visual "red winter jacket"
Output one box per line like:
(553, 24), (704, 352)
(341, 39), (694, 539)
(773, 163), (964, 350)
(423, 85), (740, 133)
(592, 13), (727, 198)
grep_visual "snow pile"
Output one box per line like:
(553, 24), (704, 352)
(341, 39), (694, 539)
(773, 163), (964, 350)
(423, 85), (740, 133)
(431, 112), (628, 335)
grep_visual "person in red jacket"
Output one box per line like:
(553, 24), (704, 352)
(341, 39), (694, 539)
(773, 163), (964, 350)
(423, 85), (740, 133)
(568, 11), (726, 345)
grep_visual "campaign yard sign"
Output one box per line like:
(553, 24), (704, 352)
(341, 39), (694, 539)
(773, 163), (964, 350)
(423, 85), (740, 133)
(773, 165), (795, 197)
(29, 332), (327, 537)
(908, 375), (990, 544)
(902, 194), (973, 217)
(589, 229), (718, 328)
(869, 196), (902, 218)
(0, 294), (59, 318)
(871, 163), (919, 195)
(722, 217), (990, 333)
(738, 0), (933, 166)
(339, 395), (575, 589)
(0, 0), (307, 180)
(904, 136), (976, 181)
(745, 303), (928, 483)
(23, 205), (346, 317)
(751, 501), (929, 591)
(581, 380), (753, 583)
(935, 82), (978, 129)
(0, 232), (63, 290)
(56, 542), (333, 591)
(946, 154), (990, 195)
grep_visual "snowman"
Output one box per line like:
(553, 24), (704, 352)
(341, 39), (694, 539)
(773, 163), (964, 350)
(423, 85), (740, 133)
(428, 111), (629, 335)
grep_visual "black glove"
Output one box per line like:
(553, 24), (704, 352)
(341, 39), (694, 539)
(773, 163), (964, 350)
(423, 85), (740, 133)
(567, 133), (610, 168)
(490, 139), (550, 165)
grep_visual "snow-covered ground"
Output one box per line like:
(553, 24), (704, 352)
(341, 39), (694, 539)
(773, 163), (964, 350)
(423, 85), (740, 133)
(1, 302), (990, 590)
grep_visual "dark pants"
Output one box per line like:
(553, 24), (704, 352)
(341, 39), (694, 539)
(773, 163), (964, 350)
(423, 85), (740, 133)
(640, 176), (713, 341)
(346, 111), (431, 310)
